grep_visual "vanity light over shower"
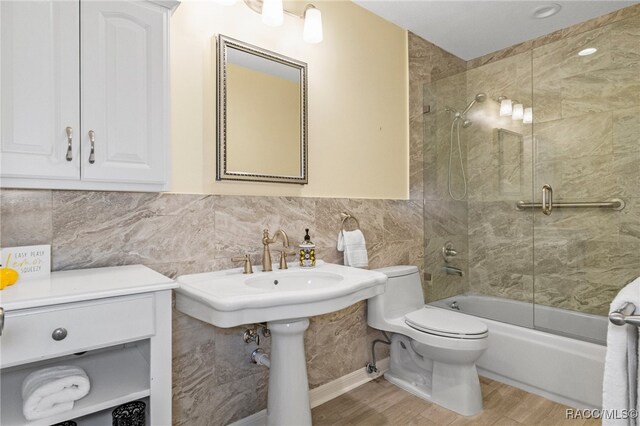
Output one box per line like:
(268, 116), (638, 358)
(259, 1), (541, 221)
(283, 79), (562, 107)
(215, 0), (324, 43)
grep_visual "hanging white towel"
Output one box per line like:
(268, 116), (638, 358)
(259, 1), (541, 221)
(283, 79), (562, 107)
(337, 229), (368, 268)
(22, 365), (91, 421)
(603, 277), (640, 426)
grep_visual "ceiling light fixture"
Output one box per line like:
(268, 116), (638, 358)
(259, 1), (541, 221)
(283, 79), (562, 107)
(578, 47), (598, 56)
(221, 0), (324, 44)
(532, 3), (562, 19)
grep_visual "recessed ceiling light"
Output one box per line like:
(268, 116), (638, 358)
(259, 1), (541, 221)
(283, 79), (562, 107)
(532, 3), (562, 19)
(578, 47), (598, 56)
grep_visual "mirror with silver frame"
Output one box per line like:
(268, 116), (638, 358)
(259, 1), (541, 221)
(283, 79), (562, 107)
(216, 35), (308, 184)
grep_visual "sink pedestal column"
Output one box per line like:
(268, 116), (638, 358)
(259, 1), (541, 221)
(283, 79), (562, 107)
(266, 318), (311, 426)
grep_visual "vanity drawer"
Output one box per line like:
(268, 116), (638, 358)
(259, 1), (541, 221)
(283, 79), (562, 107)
(0, 294), (155, 368)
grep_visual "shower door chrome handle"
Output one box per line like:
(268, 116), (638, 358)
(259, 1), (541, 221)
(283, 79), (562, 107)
(542, 185), (553, 215)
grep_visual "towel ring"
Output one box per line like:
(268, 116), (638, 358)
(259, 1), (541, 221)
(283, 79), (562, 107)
(340, 212), (360, 232)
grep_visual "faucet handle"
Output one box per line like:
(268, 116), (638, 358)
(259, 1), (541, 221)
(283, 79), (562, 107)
(278, 251), (297, 270)
(232, 254), (253, 274)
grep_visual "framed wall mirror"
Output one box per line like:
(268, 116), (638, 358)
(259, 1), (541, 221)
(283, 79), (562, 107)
(216, 35), (308, 184)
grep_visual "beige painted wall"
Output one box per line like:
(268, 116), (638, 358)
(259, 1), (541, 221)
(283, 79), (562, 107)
(170, 0), (409, 198)
(226, 64), (301, 176)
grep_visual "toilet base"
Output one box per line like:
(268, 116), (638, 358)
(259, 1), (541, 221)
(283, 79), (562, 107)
(385, 334), (484, 416)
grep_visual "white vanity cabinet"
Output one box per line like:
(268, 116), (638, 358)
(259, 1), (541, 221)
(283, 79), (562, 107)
(0, 1), (179, 191)
(0, 265), (176, 426)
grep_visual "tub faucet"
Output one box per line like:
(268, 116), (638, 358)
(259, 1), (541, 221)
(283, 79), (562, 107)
(444, 265), (464, 277)
(262, 229), (289, 272)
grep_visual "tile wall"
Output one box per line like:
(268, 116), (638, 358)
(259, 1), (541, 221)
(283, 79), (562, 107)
(0, 189), (422, 424)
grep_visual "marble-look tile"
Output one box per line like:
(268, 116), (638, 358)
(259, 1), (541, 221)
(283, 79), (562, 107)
(467, 3), (640, 70)
(611, 15), (640, 66)
(51, 191), (216, 270)
(383, 200), (423, 243)
(532, 26), (611, 82)
(306, 301), (368, 388)
(174, 368), (268, 426)
(0, 189), (52, 247)
(533, 208), (620, 243)
(560, 65), (640, 118)
(534, 155), (617, 201)
(614, 150), (640, 199)
(213, 325), (271, 387)
(534, 112), (612, 162)
(409, 32), (466, 203)
(212, 195), (315, 263)
(621, 198), (640, 243)
(613, 107), (640, 155)
(468, 201), (532, 241)
(314, 198), (385, 259)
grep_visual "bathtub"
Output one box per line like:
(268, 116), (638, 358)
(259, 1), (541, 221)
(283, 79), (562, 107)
(430, 294), (607, 409)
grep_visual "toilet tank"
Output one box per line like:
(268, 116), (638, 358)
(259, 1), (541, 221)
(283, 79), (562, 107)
(368, 265), (424, 330)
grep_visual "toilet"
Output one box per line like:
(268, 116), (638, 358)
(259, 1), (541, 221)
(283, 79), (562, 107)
(368, 265), (488, 416)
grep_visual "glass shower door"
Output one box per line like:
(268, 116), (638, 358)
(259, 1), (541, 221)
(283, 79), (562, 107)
(531, 15), (640, 345)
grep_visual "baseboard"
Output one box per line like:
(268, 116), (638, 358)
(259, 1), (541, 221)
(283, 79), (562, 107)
(230, 358), (390, 426)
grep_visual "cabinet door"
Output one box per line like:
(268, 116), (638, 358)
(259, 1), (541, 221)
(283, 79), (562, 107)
(81, 1), (168, 185)
(0, 1), (80, 180)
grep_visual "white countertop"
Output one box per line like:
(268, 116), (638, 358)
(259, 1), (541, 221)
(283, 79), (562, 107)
(0, 265), (176, 311)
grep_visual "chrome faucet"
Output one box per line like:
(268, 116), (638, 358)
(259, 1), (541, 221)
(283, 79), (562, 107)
(262, 229), (289, 272)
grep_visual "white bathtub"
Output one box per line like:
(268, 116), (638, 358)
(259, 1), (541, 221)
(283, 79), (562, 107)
(431, 294), (607, 409)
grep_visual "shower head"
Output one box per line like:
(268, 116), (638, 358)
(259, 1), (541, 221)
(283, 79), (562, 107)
(461, 92), (487, 116)
(461, 119), (473, 128)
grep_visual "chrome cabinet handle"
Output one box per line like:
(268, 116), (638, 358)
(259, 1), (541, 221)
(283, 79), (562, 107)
(542, 184), (553, 215)
(52, 327), (68, 341)
(88, 130), (95, 164)
(0, 307), (4, 336)
(65, 127), (73, 161)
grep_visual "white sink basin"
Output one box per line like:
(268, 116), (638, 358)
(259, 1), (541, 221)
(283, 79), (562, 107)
(175, 260), (387, 426)
(245, 270), (343, 290)
(175, 261), (387, 328)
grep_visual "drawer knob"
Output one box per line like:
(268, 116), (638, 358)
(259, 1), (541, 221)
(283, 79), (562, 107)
(52, 328), (68, 341)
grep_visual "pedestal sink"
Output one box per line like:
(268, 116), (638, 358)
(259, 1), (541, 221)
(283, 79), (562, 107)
(175, 261), (387, 425)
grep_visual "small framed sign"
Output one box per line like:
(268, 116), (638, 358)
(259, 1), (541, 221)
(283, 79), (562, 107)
(1, 245), (51, 278)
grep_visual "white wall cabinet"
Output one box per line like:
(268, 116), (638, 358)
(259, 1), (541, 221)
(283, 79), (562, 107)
(0, 1), (178, 192)
(0, 265), (176, 425)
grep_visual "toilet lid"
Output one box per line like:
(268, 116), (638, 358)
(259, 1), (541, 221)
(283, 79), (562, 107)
(404, 308), (488, 339)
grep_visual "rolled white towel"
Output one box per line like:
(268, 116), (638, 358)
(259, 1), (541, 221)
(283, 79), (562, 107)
(603, 277), (640, 426)
(22, 365), (90, 421)
(337, 229), (368, 268)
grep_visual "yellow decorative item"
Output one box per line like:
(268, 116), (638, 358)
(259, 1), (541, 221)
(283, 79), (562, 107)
(0, 267), (19, 289)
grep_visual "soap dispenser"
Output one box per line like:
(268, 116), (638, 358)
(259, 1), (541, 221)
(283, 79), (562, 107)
(299, 229), (316, 268)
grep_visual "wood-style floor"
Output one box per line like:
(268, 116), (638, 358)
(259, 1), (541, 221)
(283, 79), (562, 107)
(311, 376), (600, 425)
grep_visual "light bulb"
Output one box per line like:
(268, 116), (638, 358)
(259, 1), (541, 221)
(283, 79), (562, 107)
(499, 98), (513, 117)
(523, 107), (533, 124)
(262, 0), (283, 27)
(303, 6), (323, 44)
(512, 103), (524, 121)
(578, 47), (598, 56)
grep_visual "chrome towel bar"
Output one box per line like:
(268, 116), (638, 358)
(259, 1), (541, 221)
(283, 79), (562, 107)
(609, 302), (640, 327)
(516, 198), (625, 211)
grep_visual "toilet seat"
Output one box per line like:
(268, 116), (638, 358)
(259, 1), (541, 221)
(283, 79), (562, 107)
(404, 308), (488, 339)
